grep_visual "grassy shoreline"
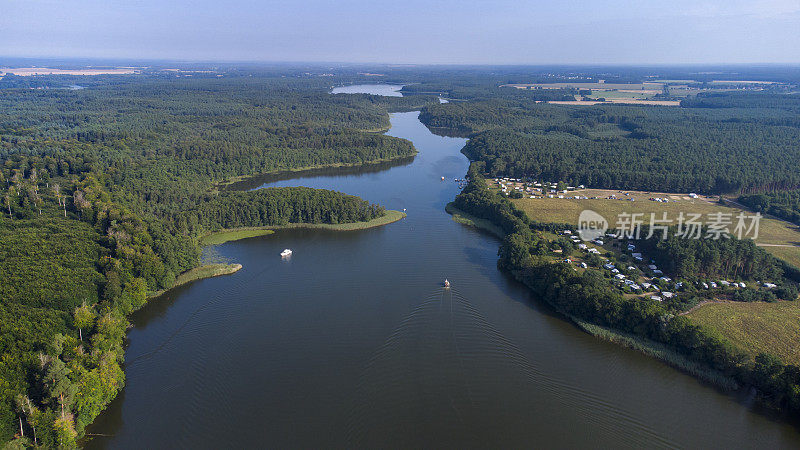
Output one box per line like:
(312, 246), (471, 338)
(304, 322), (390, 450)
(506, 266), (741, 391)
(158, 210), (405, 297)
(570, 316), (739, 390)
(445, 203), (505, 238)
(148, 263), (242, 298)
(199, 209), (406, 246)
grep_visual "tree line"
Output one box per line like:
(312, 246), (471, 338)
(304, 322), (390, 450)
(420, 93), (800, 194)
(0, 74), (423, 446)
(452, 162), (800, 417)
(634, 227), (787, 282)
(739, 190), (800, 227)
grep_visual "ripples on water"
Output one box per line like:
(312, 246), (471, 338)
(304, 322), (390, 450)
(85, 87), (800, 450)
(345, 287), (678, 448)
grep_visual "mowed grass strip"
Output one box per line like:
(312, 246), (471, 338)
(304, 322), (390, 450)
(687, 301), (800, 365)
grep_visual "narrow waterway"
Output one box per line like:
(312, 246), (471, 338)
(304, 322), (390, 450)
(87, 85), (800, 449)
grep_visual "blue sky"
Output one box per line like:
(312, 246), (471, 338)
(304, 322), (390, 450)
(2, 0), (799, 64)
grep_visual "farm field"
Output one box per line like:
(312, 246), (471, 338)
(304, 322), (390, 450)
(503, 82), (663, 90)
(686, 300), (800, 365)
(502, 79), (784, 104)
(587, 90), (658, 99)
(0, 67), (140, 76)
(548, 99), (681, 106)
(505, 188), (800, 266)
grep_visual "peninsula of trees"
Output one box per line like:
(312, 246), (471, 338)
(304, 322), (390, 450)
(0, 72), (437, 447)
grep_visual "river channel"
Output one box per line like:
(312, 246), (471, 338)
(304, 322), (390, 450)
(87, 84), (800, 449)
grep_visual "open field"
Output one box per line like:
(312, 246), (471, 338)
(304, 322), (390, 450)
(760, 245), (800, 269)
(710, 80), (779, 85)
(687, 300), (800, 365)
(0, 67), (140, 76)
(503, 81), (675, 104)
(548, 99), (681, 106)
(588, 90), (660, 99)
(651, 79), (695, 83)
(503, 79), (784, 105)
(665, 87), (705, 97)
(506, 188), (800, 265)
(504, 82), (662, 90)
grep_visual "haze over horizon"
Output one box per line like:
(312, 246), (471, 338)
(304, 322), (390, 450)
(3, 0), (800, 65)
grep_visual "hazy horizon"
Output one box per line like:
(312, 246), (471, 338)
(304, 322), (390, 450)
(3, 0), (800, 65)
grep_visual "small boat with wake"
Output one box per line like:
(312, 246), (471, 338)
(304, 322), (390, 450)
(443, 279), (450, 288)
(280, 249), (292, 257)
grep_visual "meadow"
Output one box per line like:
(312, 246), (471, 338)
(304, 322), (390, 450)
(507, 188), (800, 267)
(687, 300), (800, 365)
(509, 186), (800, 366)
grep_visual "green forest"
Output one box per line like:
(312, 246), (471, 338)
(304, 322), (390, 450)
(452, 161), (800, 417)
(420, 92), (800, 194)
(0, 73), (437, 447)
(634, 227), (790, 281)
(739, 190), (800, 226)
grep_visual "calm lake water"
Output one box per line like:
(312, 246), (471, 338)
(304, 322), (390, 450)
(87, 85), (800, 448)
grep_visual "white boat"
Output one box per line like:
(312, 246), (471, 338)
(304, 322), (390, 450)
(443, 279), (450, 288)
(280, 249), (292, 257)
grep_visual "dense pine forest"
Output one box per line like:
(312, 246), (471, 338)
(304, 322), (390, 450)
(0, 71), (438, 446)
(421, 92), (800, 194)
(634, 227), (797, 286)
(739, 190), (800, 226)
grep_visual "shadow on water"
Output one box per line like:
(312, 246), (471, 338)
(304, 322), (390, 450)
(82, 391), (124, 449)
(425, 126), (473, 138)
(222, 156), (416, 192)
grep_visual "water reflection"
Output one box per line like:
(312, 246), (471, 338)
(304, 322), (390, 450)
(223, 156), (415, 192)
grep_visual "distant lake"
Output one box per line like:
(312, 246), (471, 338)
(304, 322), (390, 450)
(331, 83), (403, 96)
(86, 85), (800, 449)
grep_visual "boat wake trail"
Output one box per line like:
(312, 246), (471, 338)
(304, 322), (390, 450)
(124, 262), (266, 368)
(342, 287), (535, 447)
(342, 286), (679, 449)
